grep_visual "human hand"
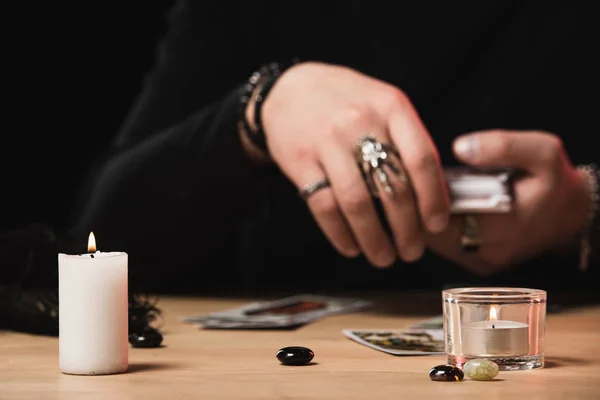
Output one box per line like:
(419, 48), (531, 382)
(426, 130), (590, 276)
(258, 62), (451, 267)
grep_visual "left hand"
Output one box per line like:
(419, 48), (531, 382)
(426, 130), (590, 276)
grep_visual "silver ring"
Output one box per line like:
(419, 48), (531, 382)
(460, 214), (482, 252)
(299, 178), (331, 201)
(355, 134), (406, 197)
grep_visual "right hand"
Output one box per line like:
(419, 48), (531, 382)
(257, 62), (451, 267)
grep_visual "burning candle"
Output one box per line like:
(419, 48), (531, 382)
(58, 232), (129, 375)
(462, 306), (529, 357)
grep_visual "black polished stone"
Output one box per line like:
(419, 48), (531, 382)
(129, 328), (163, 348)
(276, 346), (314, 365)
(429, 365), (464, 382)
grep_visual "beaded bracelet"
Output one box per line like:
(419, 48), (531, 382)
(252, 74), (281, 148)
(238, 60), (299, 155)
(578, 163), (600, 271)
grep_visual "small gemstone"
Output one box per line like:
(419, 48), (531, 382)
(276, 346), (314, 366)
(464, 359), (499, 380)
(429, 365), (464, 382)
(129, 328), (163, 348)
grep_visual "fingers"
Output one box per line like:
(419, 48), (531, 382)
(318, 141), (397, 267)
(374, 162), (425, 262)
(387, 102), (451, 234)
(453, 130), (567, 174)
(299, 167), (361, 258)
(425, 212), (523, 275)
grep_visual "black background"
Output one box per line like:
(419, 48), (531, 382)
(2, 2), (175, 234)
(2, 2), (599, 299)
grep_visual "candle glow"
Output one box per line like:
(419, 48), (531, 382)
(489, 306), (498, 321)
(88, 232), (97, 253)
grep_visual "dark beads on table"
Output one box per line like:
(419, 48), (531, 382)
(276, 346), (314, 365)
(429, 365), (464, 382)
(129, 327), (163, 348)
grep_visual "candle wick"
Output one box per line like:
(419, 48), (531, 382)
(492, 324), (495, 329)
(90, 254), (95, 258)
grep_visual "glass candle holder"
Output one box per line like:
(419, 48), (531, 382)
(443, 287), (546, 371)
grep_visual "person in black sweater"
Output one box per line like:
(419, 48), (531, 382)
(70, 1), (599, 295)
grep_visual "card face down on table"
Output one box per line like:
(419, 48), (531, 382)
(182, 294), (372, 329)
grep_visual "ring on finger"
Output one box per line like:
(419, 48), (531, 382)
(355, 134), (406, 197)
(299, 178), (331, 201)
(460, 214), (482, 252)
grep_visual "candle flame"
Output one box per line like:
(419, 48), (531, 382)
(489, 306), (498, 320)
(87, 232), (97, 253)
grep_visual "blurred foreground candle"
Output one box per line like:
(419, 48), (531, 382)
(58, 232), (128, 375)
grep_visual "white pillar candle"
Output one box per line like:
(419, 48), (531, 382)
(462, 306), (528, 357)
(58, 232), (129, 375)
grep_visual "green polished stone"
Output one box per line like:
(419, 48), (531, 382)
(464, 359), (499, 380)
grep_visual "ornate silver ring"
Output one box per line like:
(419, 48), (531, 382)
(355, 134), (406, 197)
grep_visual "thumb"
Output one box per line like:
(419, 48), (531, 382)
(453, 130), (564, 173)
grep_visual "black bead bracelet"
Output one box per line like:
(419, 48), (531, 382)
(238, 60), (299, 155)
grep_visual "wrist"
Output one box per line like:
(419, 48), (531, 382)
(238, 125), (271, 167)
(573, 168), (593, 241)
(577, 164), (600, 271)
(238, 82), (271, 166)
(236, 60), (299, 165)
(548, 168), (591, 256)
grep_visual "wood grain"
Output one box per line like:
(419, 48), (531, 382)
(1, 295), (599, 400)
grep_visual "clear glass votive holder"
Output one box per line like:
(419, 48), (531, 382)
(443, 287), (546, 371)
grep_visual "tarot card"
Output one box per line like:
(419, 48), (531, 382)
(182, 294), (372, 329)
(196, 319), (305, 330)
(407, 315), (443, 330)
(342, 329), (445, 355)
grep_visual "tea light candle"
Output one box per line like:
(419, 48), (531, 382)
(462, 306), (529, 357)
(58, 232), (129, 375)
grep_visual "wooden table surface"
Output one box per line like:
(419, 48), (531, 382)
(2, 294), (600, 400)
